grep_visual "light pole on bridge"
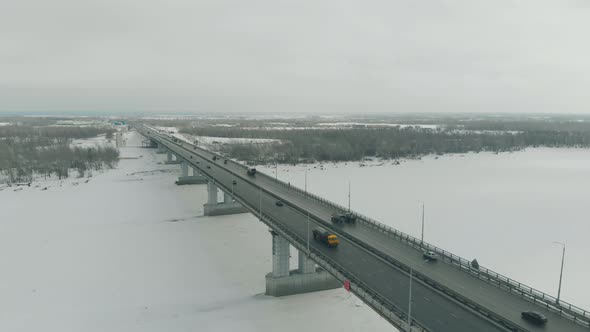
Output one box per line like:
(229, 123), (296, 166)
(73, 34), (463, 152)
(553, 241), (566, 304)
(307, 211), (310, 256)
(407, 267), (413, 332)
(304, 168), (308, 193)
(348, 181), (351, 212)
(275, 154), (278, 180)
(421, 203), (425, 246)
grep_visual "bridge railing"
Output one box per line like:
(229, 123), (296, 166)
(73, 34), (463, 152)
(252, 164), (590, 327)
(140, 125), (590, 328)
(178, 156), (430, 332)
(192, 153), (526, 332)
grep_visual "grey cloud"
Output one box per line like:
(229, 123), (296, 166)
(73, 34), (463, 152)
(1, 0), (589, 114)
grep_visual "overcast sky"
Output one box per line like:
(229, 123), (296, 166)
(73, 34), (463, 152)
(1, 0), (589, 114)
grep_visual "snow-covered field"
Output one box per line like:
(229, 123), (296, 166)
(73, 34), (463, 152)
(317, 122), (439, 129)
(261, 149), (590, 309)
(71, 134), (117, 149)
(175, 132), (279, 146)
(0, 131), (390, 332)
(3, 131), (589, 332)
(154, 126), (281, 147)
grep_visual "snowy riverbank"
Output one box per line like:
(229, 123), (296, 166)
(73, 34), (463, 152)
(0, 131), (391, 332)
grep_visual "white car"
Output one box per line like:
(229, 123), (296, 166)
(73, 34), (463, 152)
(423, 251), (438, 261)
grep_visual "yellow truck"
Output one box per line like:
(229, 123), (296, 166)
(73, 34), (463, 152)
(313, 227), (340, 247)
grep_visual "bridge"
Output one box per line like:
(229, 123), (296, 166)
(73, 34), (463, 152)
(136, 124), (589, 332)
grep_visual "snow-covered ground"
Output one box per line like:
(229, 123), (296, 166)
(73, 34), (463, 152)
(71, 134), (117, 149)
(5, 130), (588, 332)
(0, 131), (390, 332)
(154, 126), (281, 147)
(177, 133), (280, 145)
(317, 122), (440, 129)
(260, 149), (590, 309)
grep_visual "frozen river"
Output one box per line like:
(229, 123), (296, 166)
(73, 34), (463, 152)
(261, 148), (590, 309)
(1, 132), (588, 331)
(0, 132), (390, 332)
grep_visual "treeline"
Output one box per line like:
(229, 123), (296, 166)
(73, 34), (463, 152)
(181, 127), (590, 164)
(0, 140), (119, 183)
(448, 120), (590, 132)
(0, 124), (119, 183)
(0, 125), (115, 145)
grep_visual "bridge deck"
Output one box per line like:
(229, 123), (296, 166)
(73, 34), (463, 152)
(141, 126), (588, 332)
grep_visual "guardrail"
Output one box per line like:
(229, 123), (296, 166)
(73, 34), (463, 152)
(150, 140), (430, 332)
(254, 166), (590, 328)
(139, 125), (590, 329)
(141, 127), (522, 331)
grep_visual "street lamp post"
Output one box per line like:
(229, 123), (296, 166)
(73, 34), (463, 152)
(407, 267), (413, 332)
(348, 181), (351, 212)
(421, 203), (425, 245)
(307, 212), (310, 256)
(259, 187), (262, 219)
(553, 241), (566, 304)
(304, 168), (308, 193)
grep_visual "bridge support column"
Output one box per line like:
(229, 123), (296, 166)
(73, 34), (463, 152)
(298, 250), (316, 274)
(165, 152), (180, 164)
(156, 143), (165, 154)
(175, 162), (208, 185)
(223, 191), (232, 204)
(176, 166), (208, 185)
(265, 232), (341, 297)
(207, 182), (218, 204)
(203, 181), (248, 216)
(180, 161), (189, 177)
(272, 231), (290, 277)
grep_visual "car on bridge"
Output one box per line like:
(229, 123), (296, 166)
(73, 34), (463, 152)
(275, 200), (284, 207)
(423, 251), (438, 261)
(247, 167), (257, 176)
(521, 311), (548, 324)
(232, 180), (237, 185)
(331, 212), (356, 224)
(313, 227), (339, 247)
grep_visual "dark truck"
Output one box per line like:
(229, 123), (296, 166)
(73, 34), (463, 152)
(247, 167), (257, 176)
(312, 227), (340, 247)
(331, 212), (357, 224)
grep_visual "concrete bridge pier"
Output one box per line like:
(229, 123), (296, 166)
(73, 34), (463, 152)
(156, 143), (166, 154)
(265, 231), (341, 297)
(203, 181), (248, 216)
(165, 151), (181, 164)
(176, 164), (208, 185)
(223, 191), (232, 203)
(147, 139), (158, 148)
